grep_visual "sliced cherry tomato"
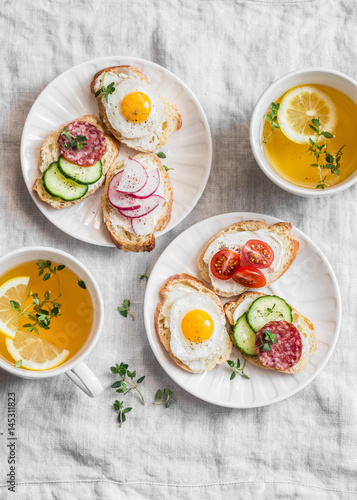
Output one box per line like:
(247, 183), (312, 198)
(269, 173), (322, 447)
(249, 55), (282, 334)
(210, 249), (240, 280)
(232, 265), (266, 288)
(241, 240), (274, 269)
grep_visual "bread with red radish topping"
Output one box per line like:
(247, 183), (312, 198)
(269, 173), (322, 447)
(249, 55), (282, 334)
(102, 153), (173, 252)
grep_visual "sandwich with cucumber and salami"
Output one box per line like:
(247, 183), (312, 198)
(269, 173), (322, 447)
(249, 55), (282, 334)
(224, 292), (317, 374)
(33, 115), (119, 208)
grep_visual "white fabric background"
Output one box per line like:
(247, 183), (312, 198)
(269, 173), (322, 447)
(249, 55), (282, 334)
(0, 0), (356, 498)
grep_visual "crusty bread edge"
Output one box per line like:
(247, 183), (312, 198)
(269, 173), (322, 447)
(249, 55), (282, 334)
(224, 291), (318, 374)
(198, 220), (300, 297)
(154, 273), (232, 374)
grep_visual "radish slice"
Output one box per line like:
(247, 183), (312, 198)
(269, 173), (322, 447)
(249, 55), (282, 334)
(117, 158), (148, 193)
(130, 168), (160, 199)
(118, 195), (165, 219)
(108, 171), (141, 210)
(131, 214), (156, 235)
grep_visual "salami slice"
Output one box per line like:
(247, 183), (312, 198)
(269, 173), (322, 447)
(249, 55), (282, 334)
(58, 120), (107, 167)
(255, 321), (302, 371)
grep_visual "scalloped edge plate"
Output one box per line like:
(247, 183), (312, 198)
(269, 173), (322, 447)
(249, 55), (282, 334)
(144, 212), (341, 408)
(21, 56), (212, 246)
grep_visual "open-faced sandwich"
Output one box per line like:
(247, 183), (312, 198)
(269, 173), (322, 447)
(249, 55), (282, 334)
(224, 292), (317, 374)
(154, 273), (232, 373)
(102, 153), (173, 252)
(199, 220), (299, 297)
(33, 115), (118, 208)
(91, 65), (182, 152)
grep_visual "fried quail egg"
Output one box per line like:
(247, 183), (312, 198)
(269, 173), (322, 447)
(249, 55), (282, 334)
(104, 77), (165, 139)
(168, 288), (230, 371)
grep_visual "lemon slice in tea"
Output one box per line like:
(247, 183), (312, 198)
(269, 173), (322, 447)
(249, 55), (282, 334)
(6, 331), (69, 371)
(0, 276), (30, 339)
(278, 86), (337, 144)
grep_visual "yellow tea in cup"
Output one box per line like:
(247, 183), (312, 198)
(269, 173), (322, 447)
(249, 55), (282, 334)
(0, 260), (93, 371)
(262, 85), (357, 189)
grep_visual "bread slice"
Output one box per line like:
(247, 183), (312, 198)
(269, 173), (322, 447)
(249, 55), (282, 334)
(199, 220), (300, 297)
(33, 115), (119, 209)
(90, 65), (182, 153)
(102, 153), (173, 252)
(154, 273), (232, 373)
(224, 291), (318, 374)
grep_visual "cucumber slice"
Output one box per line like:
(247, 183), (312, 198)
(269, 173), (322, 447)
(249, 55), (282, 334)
(246, 295), (292, 332)
(58, 155), (102, 185)
(232, 313), (257, 357)
(43, 162), (88, 201)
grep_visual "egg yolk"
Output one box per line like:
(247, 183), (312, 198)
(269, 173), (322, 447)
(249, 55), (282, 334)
(181, 310), (214, 343)
(121, 92), (151, 123)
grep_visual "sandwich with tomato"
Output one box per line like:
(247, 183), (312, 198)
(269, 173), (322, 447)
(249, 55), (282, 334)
(198, 220), (299, 297)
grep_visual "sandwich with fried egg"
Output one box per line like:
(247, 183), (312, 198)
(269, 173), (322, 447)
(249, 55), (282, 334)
(91, 65), (182, 152)
(154, 273), (232, 373)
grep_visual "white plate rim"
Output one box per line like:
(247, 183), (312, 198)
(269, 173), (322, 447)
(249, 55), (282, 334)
(20, 55), (213, 246)
(143, 212), (342, 408)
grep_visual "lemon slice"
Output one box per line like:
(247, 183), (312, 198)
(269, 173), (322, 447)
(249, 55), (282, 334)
(6, 331), (69, 371)
(278, 86), (337, 144)
(0, 276), (30, 338)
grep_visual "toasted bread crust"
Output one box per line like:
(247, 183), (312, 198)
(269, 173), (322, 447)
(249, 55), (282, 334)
(91, 65), (182, 152)
(102, 153), (173, 253)
(224, 292), (318, 374)
(199, 220), (300, 297)
(33, 115), (119, 209)
(154, 273), (232, 373)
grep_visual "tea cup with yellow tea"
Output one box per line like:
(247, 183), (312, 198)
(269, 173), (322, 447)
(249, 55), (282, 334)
(250, 68), (357, 196)
(0, 247), (104, 397)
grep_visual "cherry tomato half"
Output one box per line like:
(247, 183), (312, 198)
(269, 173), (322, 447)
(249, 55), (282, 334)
(232, 265), (266, 288)
(241, 240), (274, 269)
(210, 249), (241, 280)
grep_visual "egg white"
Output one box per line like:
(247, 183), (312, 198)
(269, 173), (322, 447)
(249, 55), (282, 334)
(104, 77), (165, 139)
(167, 289), (229, 371)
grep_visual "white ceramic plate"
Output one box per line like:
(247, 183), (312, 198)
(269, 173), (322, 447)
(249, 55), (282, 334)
(144, 212), (341, 408)
(21, 57), (212, 246)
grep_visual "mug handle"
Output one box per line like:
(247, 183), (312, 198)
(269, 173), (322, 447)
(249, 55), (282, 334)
(66, 362), (103, 398)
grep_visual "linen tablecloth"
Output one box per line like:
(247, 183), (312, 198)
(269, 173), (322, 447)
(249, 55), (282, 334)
(0, 0), (356, 498)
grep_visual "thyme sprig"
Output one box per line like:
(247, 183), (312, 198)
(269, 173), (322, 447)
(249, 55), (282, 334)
(153, 388), (176, 408)
(227, 358), (250, 380)
(139, 267), (149, 280)
(10, 261), (85, 336)
(304, 118), (345, 189)
(266, 303), (276, 316)
(95, 82), (115, 103)
(258, 329), (277, 352)
(10, 261), (66, 335)
(118, 299), (134, 320)
(110, 363), (145, 405)
(263, 102), (280, 143)
(60, 127), (87, 151)
(113, 400), (132, 427)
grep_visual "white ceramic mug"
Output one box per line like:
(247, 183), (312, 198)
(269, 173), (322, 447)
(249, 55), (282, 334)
(250, 67), (357, 197)
(0, 247), (104, 397)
